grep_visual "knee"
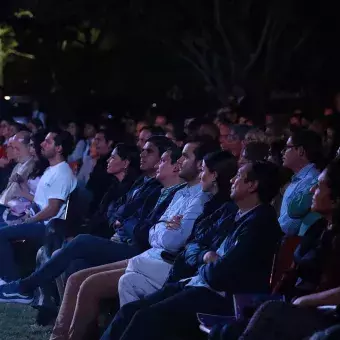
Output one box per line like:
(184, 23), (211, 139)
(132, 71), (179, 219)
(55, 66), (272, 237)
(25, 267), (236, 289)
(77, 275), (98, 300)
(118, 273), (134, 289)
(69, 234), (93, 249)
(66, 271), (87, 293)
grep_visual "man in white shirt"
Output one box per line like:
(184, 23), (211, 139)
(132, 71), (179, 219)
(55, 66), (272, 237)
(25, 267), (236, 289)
(0, 129), (77, 282)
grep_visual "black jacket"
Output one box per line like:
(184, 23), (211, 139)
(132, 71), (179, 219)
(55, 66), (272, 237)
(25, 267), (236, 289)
(131, 183), (186, 251)
(88, 169), (141, 237)
(86, 153), (113, 214)
(107, 176), (162, 230)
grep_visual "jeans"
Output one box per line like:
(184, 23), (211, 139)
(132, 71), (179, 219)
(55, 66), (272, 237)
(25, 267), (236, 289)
(20, 234), (141, 293)
(100, 283), (231, 340)
(0, 222), (46, 281)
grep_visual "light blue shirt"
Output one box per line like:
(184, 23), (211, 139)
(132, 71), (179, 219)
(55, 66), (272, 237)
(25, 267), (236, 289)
(146, 183), (212, 260)
(279, 163), (319, 236)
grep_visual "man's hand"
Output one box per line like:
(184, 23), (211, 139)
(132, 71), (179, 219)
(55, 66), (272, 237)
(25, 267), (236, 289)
(203, 251), (220, 264)
(166, 215), (183, 230)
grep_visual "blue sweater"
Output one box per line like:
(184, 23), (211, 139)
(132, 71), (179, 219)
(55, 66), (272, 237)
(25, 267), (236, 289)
(188, 204), (281, 294)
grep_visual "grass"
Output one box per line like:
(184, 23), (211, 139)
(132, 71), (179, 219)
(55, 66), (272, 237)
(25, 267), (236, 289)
(0, 304), (52, 340)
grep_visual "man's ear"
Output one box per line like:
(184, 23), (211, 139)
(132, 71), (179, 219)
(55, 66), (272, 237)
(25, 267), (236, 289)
(55, 144), (63, 155)
(298, 146), (305, 158)
(108, 140), (114, 149)
(123, 159), (130, 170)
(173, 161), (180, 173)
(248, 179), (259, 194)
(196, 160), (203, 172)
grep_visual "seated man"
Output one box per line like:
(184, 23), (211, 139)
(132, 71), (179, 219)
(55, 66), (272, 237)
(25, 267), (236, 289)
(280, 129), (323, 236)
(85, 129), (115, 214)
(118, 139), (218, 306)
(100, 161), (282, 340)
(0, 136), (176, 303)
(0, 129), (77, 282)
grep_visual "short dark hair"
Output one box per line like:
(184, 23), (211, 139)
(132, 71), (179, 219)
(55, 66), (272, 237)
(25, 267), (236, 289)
(141, 125), (165, 136)
(204, 150), (238, 199)
(243, 142), (269, 162)
(230, 124), (251, 141)
(166, 145), (183, 164)
(97, 129), (115, 144)
(189, 136), (220, 161)
(51, 129), (74, 159)
(146, 135), (175, 158)
(246, 161), (281, 204)
(291, 129), (323, 165)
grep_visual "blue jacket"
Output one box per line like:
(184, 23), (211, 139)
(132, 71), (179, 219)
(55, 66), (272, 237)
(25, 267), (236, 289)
(167, 201), (238, 283)
(198, 204), (281, 293)
(129, 183), (187, 251)
(107, 176), (162, 227)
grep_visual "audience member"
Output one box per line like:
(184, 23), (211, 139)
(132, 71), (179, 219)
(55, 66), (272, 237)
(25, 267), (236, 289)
(0, 129), (77, 282)
(100, 161), (282, 340)
(239, 158), (340, 340)
(220, 124), (250, 158)
(66, 121), (86, 163)
(0, 131), (35, 208)
(166, 150), (238, 283)
(279, 129), (323, 235)
(118, 139), (218, 306)
(0, 136), (173, 305)
(238, 141), (269, 167)
(85, 130), (115, 214)
(27, 118), (44, 135)
(32, 100), (46, 127)
(49, 144), (185, 340)
(136, 126), (165, 150)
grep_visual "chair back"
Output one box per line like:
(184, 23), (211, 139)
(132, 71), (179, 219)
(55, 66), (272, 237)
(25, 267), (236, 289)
(270, 235), (301, 291)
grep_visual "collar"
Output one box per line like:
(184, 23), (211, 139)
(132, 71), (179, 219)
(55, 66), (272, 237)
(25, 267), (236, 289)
(292, 163), (315, 182)
(236, 204), (261, 221)
(161, 182), (184, 194)
(181, 183), (203, 198)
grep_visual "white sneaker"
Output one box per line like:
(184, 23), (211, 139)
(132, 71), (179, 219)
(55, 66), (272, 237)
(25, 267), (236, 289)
(0, 279), (7, 286)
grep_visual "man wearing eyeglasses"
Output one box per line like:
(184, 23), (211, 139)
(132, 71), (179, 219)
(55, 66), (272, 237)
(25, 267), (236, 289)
(280, 129), (323, 236)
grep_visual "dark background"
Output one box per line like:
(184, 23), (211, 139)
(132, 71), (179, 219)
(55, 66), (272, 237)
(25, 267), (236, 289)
(1, 0), (340, 122)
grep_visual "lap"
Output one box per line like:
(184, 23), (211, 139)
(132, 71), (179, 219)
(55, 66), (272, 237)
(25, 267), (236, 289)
(0, 222), (46, 241)
(69, 260), (129, 284)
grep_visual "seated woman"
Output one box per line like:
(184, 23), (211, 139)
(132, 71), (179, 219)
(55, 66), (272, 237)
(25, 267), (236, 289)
(0, 133), (48, 223)
(49, 150), (238, 340)
(238, 157), (340, 340)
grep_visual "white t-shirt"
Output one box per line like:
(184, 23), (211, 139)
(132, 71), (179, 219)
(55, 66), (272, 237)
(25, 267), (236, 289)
(33, 161), (77, 224)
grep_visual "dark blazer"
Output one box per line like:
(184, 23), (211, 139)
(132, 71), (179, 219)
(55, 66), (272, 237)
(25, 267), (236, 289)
(107, 176), (163, 227)
(199, 204), (281, 294)
(88, 169), (141, 237)
(167, 201), (238, 283)
(86, 153), (113, 214)
(131, 183), (187, 251)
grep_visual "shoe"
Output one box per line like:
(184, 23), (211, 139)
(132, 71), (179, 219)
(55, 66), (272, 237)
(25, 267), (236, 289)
(0, 281), (33, 304)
